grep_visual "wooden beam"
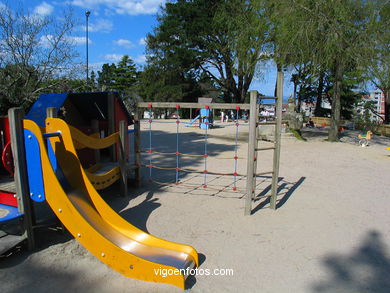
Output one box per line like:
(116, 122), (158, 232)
(8, 108), (35, 250)
(107, 93), (116, 161)
(119, 120), (128, 197)
(245, 91), (258, 215)
(138, 102), (251, 110)
(270, 71), (284, 210)
(46, 107), (57, 118)
(133, 109), (141, 187)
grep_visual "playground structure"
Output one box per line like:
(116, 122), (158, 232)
(136, 72), (284, 215)
(358, 130), (373, 147)
(0, 109), (198, 289)
(0, 92), (197, 289)
(183, 101), (214, 129)
(0, 71), (283, 289)
(0, 92), (138, 256)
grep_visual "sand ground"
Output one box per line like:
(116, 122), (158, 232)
(1, 120), (390, 293)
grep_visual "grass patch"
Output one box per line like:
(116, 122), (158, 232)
(290, 129), (307, 141)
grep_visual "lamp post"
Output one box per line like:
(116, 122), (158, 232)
(85, 10), (91, 90)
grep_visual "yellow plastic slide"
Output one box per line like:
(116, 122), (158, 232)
(24, 119), (198, 289)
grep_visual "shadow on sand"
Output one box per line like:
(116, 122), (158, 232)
(311, 230), (390, 293)
(251, 176), (306, 214)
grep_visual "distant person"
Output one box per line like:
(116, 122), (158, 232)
(230, 110), (235, 121)
(242, 112), (248, 122)
(260, 108), (268, 122)
(306, 118), (314, 128)
(221, 110), (225, 123)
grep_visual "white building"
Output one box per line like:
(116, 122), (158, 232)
(356, 90), (385, 122)
(369, 90), (385, 121)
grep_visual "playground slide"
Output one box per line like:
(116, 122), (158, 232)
(184, 115), (200, 127)
(24, 119), (198, 289)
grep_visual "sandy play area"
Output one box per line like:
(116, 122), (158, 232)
(1, 120), (390, 293)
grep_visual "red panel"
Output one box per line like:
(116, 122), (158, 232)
(0, 117), (13, 175)
(2, 141), (14, 176)
(0, 190), (17, 207)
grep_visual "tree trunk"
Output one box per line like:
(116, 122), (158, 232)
(293, 81), (297, 105)
(274, 63), (282, 97)
(315, 71), (324, 116)
(384, 89), (389, 123)
(328, 69), (342, 141)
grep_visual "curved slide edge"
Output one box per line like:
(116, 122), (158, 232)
(45, 118), (199, 265)
(24, 119), (198, 289)
(85, 164), (121, 190)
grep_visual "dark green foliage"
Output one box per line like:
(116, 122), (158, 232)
(145, 0), (269, 103)
(272, 0), (380, 141)
(97, 55), (138, 96)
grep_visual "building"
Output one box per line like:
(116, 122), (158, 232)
(357, 90), (386, 122)
(369, 90), (386, 121)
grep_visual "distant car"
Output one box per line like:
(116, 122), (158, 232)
(170, 113), (180, 119)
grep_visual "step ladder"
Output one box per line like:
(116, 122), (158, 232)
(245, 72), (284, 215)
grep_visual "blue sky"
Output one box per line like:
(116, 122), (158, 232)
(5, 0), (294, 97)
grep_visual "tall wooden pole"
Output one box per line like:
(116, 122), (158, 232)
(8, 108), (35, 250)
(134, 108), (141, 187)
(270, 71), (284, 209)
(107, 93), (116, 161)
(119, 120), (128, 197)
(245, 91), (258, 215)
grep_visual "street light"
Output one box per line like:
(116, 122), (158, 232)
(85, 10), (91, 90)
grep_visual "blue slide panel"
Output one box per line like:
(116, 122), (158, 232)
(184, 115), (200, 127)
(24, 129), (46, 202)
(26, 93), (68, 127)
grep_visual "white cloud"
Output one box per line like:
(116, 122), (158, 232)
(138, 37), (146, 46)
(104, 53), (124, 62)
(39, 35), (91, 48)
(134, 54), (146, 64)
(81, 19), (113, 33)
(114, 39), (134, 49)
(34, 2), (54, 17)
(89, 62), (105, 72)
(68, 36), (92, 46)
(70, 0), (167, 15)
(103, 53), (145, 64)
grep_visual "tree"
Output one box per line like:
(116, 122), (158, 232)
(89, 70), (97, 91)
(0, 3), (78, 114)
(271, 0), (377, 141)
(146, 0), (270, 103)
(97, 63), (116, 91)
(138, 55), (202, 103)
(366, 0), (390, 123)
(111, 55), (138, 94)
(97, 55), (138, 96)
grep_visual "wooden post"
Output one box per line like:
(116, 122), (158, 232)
(46, 107), (57, 118)
(252, 99), (260, 195)
(134, 108), (141, 187)
(91, 119), (100, 164)
(245, 91), (258, 215)
(8, 108), (35, 250)
(270, 71), (284, 209)
(119, 120), (128, 197)
(107, 93), (116, 161)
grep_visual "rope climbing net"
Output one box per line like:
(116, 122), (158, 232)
(141, 104), (246, 193)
